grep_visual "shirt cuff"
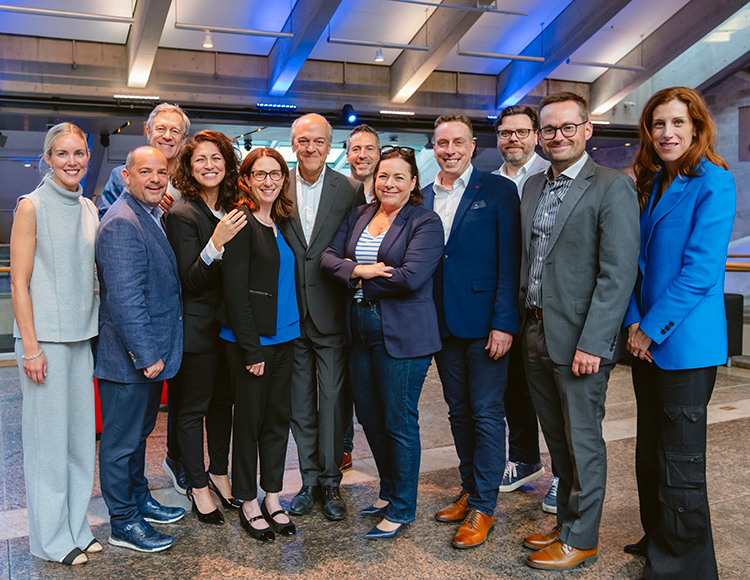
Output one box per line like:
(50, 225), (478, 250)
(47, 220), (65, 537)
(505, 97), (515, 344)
(200, 239), (224, 265)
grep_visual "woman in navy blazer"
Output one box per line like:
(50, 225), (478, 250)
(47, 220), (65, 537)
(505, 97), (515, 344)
(624, 87), (736, 580)
(321, 147), (443, 539)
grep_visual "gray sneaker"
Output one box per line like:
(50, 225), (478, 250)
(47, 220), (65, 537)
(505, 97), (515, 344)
(542, 477), (559, 514)
(498, 461), (545, 492)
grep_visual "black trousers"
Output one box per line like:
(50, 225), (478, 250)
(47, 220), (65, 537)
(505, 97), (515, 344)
(206, 358), (233, 475)
(227, 340), (294, 501)
(174, 350), (233, 489)
(504, 338), (541, 465)
(631, 359), (718, 580)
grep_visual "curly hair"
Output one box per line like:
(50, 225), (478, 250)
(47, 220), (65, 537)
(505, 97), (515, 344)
(633, 87), (728, 211)
(238, 148), (294, 222)
(171, 130), (241, 213)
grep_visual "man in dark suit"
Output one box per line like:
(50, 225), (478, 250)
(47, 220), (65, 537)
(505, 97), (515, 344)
(95, 146), (185, 553)
(519, 92), (639, 570)
(423, 114), (520, 549)
(280, 114), (365, 520)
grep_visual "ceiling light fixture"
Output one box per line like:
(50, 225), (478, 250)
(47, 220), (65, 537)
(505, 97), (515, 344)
(387, 0), (528, 16)
(590, 120), (611, 125)
(203, 31), (213, 49)
(380, 110), (416, 116)
(0, 4), (134, 24)
(565, 59), (644, 72)
(375, 48), (384, 62)
(329, 37), (428, 52)
(256, 103), (297, 110)
(113, 94), (160, 101)
(343, 104), (358, 124)
(175, 22), (293, 39)
(457, 49), (545, 63)
(486, 115), (499, 121)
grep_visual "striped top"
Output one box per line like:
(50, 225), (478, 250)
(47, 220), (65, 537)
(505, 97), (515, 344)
(354, 228), (386, 298)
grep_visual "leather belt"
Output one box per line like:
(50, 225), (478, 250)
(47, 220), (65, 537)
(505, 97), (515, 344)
(527, 308), (543, 320)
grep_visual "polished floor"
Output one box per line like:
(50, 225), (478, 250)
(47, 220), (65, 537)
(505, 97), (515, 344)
(2, 348), (750, 579)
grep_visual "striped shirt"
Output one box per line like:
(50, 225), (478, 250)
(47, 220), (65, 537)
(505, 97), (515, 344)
(526, 153), (588, 309)
(354, 228), (386, 298)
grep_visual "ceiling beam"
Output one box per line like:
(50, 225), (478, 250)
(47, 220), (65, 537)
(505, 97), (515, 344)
(589, 0), (749, 115)
(268, 0), (344, 96)
(126, 0), (172, 88)
(496, 0), (634, 109)
(390, 0), (483, 104)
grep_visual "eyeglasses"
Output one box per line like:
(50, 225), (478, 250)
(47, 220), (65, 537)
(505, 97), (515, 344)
(498, 128), (532, 141)
(249, 170), (284, 182)
(539, 121), (587, 140)
(380, 146), (416, 157)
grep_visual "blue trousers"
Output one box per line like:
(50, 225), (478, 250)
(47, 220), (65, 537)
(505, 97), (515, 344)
(349, 300), (430, 524)
(98, 379), (162, 528)
(434, 334), (509, 515)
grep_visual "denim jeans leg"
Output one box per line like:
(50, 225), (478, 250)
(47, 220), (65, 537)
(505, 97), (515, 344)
(349, 301), (392, 502)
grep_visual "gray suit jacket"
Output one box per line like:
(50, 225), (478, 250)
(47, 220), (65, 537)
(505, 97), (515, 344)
(518, 155), (640, 365)
(280, 167), (365, 336)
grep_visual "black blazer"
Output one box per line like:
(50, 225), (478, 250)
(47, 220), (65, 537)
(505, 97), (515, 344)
(166, 197), (224, 354)
(222, 206), (284, 366)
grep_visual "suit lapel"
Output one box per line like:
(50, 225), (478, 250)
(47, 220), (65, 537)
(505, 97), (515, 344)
(447, 169), (482, 246)
(642, 173), (690, 265)
(309, 169), (338, 249)
(522, 173), (545, 253)
(379, 204), (412, 259)
(124, 192), (179, 279)
(197, 198), (220, 225)
(423, 185), (435, 210)
(546, 157), (594, 255)
(287, 168), (306, 247)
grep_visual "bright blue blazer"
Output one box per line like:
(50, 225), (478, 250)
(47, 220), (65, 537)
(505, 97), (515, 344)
(95, 192), (183, 383)
(623, 161), (736, 370)
(321, 203), (444, 359)
(423, 169), (520, 339)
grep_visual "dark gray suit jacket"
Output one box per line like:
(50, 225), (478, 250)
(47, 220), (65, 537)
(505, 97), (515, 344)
(518, 155), (640, 365)
(280, 167), (365, 336)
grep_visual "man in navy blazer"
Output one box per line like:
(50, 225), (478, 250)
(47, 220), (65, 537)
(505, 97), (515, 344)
(423, 114), (521, 549)
(95, 147), (185, 553)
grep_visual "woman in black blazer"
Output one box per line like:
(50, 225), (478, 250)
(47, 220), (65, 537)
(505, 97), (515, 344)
(222, 148), (299, 542)
(167, 130), (246, 523)
(321, 147), (444, 539)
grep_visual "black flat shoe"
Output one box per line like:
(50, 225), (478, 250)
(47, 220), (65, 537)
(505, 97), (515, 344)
(624, 536), (648, 558)
(187, 486), (225, 525)
(240, 507), (275, 542)
(60, 548), (87, 566)
(261, 499), (296, 536)
(207, 472), (242, 509)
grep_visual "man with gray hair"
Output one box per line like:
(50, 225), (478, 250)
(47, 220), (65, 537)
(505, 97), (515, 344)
(280, 113), (365, 521)
(98, 102), (190, 218)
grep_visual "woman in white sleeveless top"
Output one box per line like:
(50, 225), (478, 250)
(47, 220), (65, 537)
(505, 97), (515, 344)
(10, 123), (100, 566)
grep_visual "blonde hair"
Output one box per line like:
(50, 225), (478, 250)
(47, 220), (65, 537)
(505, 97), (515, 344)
(41, 122), (88, 178)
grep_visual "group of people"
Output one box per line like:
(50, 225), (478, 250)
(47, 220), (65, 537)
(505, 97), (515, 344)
(10, 86), (734, 579)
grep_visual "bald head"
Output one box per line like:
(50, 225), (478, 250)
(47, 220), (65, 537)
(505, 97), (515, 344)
(123, 146), (168, 207)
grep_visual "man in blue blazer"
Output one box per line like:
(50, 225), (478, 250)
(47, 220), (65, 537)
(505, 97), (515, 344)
(424, 114), (520, 549)
(95, 146), (185, 553)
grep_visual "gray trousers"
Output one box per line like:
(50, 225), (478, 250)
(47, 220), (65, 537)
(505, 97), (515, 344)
(289, 315), (345, 487)
(522, 318), (611, 550)
(16, 339), (95, 562)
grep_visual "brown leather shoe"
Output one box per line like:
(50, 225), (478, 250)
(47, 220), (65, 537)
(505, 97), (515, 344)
(523, 523), (562, 550)
(435, 491), (471, 523)
(451, 509), (494, 549)
(526, 541), (599, 570)
(340, 453), (353, 471)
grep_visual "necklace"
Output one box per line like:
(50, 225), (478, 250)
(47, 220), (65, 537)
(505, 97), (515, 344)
(368, 209), (396, 236)
(254, 212), (274, 227)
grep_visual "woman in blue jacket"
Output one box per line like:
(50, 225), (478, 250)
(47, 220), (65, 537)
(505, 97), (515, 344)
(321, 147), (444, 539)
(624, 86), (736, 580)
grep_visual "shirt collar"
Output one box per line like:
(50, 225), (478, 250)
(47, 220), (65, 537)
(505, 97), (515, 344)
(434, 164), (473, 195)
(297, 164), (326, 188)
(500, 152), (538, 179)
(131, 194), (164, 219)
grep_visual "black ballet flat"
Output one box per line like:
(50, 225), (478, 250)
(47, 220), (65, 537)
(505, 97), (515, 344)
(207, 472), (243, 509)
(187, 486), (225, 525)
(261, 499), (296, 536)
(240, 507), (275, 542)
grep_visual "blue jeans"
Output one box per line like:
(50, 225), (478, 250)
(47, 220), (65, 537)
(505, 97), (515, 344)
(349, 300), (431, 524)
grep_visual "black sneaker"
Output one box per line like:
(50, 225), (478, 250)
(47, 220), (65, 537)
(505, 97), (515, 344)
(162, 457), (188, 495)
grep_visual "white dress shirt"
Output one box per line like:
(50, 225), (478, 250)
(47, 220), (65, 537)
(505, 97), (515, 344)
(433, 164), (473, 244)
(494, 152), (539, 189)
(296, 165), (327, 245)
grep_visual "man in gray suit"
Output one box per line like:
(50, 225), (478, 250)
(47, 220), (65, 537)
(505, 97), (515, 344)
(281, 113), (365, 521)
(519, 93), (639, 570)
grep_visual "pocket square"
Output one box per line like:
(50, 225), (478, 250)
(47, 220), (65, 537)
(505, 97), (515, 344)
(472, 200), (487, 209)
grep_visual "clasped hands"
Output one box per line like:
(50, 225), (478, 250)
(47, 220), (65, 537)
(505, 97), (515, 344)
(626, 322), (653, 363)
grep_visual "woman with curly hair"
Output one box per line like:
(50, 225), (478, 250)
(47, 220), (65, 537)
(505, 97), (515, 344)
(623, 87), (736, 579)
(167, 130), (247, 523)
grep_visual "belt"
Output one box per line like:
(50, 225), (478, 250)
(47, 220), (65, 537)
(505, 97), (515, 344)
(527, 308), (543, 320)
(355, 297), (379, 306)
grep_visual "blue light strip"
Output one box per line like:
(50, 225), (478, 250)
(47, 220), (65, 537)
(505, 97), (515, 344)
(256, 103), (297, 110)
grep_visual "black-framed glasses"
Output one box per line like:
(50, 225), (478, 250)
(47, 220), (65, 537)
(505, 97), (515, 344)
(539, 121), (587, 140)
(380, 146), (416, 157)
(498, 128), (532, 140)
(249, 170), (284, 182)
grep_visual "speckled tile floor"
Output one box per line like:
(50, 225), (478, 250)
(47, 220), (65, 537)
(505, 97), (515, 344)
(2, 360), (750, 579)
